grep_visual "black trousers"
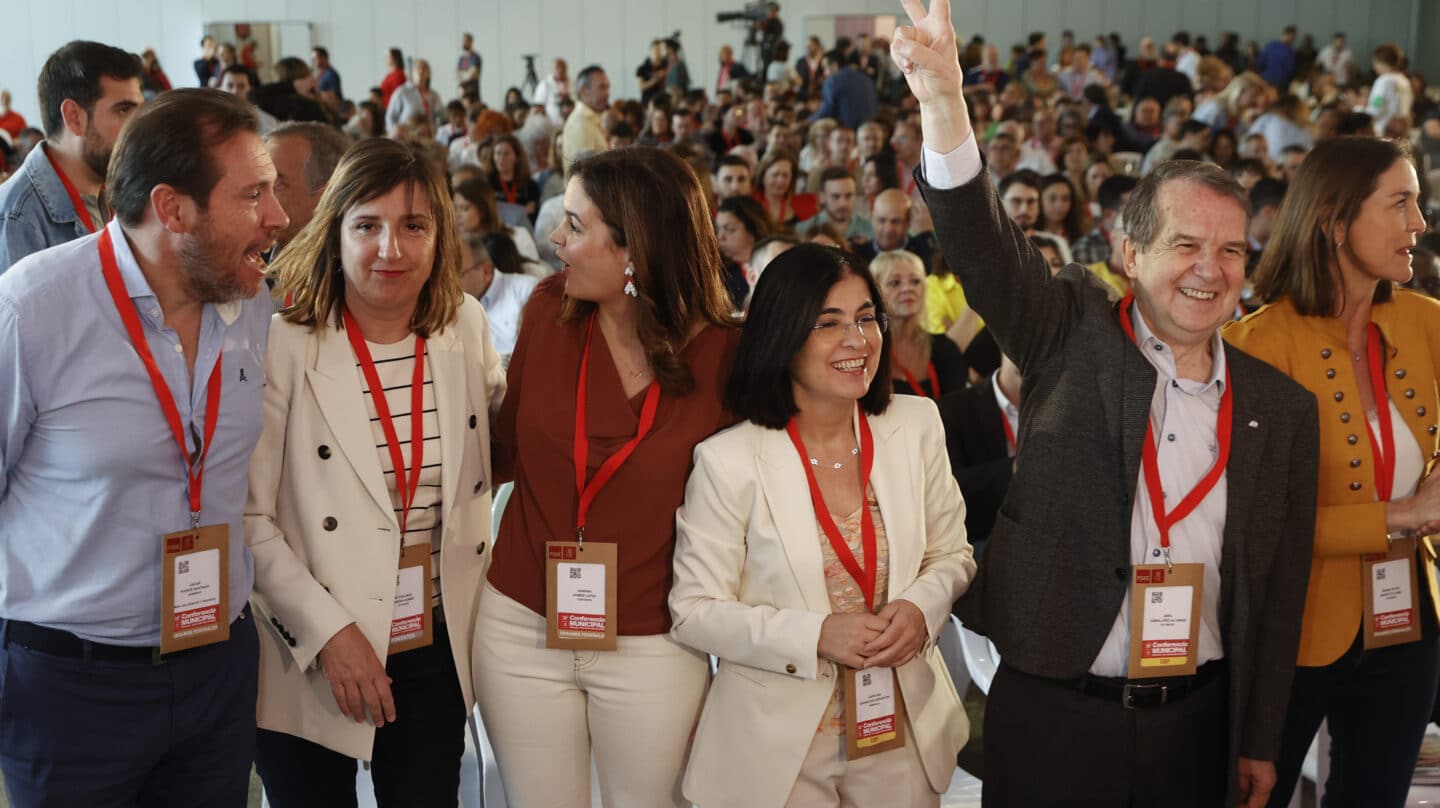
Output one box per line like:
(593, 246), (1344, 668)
(983, 662), (1229, 807)
(1268, 591), (1440, 808)
(255, 620), (467, 808)
(0, 609), (258, 808)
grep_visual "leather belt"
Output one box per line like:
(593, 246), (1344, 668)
(1075, 658), (1227, 709)
(1, 604), (249, 665)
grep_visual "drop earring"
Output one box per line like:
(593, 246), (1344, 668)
(624, 265), (638, 298)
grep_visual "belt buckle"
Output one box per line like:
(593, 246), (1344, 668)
(1121, 682), (1168, 709)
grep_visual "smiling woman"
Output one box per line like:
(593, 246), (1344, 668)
(249, 136), (506, 805)
(669, 244), (975, 806)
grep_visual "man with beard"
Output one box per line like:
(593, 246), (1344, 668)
(0, 88), (287, 805)
(0, 41), (144, 273)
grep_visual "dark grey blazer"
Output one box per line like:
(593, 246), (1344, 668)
(921, 166), (1319, 799)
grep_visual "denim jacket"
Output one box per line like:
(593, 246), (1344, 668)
(0, 143), (93, 274)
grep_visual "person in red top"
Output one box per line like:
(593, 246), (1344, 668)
(379, 48), (406, 109)
(754, 146), (819, 228)
(474, 147), (741, 807)
(0, 91), (27, 140)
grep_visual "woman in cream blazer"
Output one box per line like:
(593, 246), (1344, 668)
(244, 139), (505, 805)
(670, 244), (974, 808)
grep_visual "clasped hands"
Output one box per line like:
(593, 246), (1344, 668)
(818, 599), (928, 669)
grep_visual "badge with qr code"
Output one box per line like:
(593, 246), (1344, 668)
(159, 524), (230, 655)
(1125, 562), (1203, 679)
(844, 665), (907, 759)
(544, 541), (617, 650)
(1363, 537), (1421, 649)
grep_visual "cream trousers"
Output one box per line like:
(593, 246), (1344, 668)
(472, 583), (709, 808)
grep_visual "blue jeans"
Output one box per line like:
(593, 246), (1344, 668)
(1268, 590), (1440, 808)
(0, 609), (259, 808)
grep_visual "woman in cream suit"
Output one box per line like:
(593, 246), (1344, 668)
(245, 138), (505, 806)
(670, 244), (975, 807)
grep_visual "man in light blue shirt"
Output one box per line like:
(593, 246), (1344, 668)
(0, 41), (144, 273)
(0, 88), (287, 806)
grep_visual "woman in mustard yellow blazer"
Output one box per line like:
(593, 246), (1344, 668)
(1224, 136), (1440, 807)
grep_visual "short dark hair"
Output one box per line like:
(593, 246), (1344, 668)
(37, 40), (143, 139)
(725, 244), (892, 428)
(1280, 144), (1308, 157)
(446, 99), (466, 116)
(819, 166), (854, 188)
(312, 46), (329, 60)
(1170, 148), (1204, 161)
(1172, 31), (1192, 47)
(266, 121), (351, 193)
(108, 89), (259, 226)
(824, 49), (845, 66)
(388, 48), (405, 69)
(716, 154), (750, 171)
(576, 64), (606, 89)
(1123, 160), (1249, 251)
(1232, 157), (1267, 177)
(998, 169), (1042, 197)
(1248, 177), (1288, 214)
(221, 63), (250, 81)
(1097, 174), (1138, 212)
(1180, 119), (1210, 137)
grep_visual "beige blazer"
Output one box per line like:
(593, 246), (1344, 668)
(244, 296), (505, 760)
(670, 395), (975, 807)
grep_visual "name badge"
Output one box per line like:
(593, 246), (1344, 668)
(844, 665), (907, 760)
(389, 543), (434, 653)
(1363, 536), (1421, 649)
(545, 541), (618, 650)
(160, 525), (230, 655)
(1126, 562), (1204, 679)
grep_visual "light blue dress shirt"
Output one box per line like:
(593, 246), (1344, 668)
(0, 218), (272, 645)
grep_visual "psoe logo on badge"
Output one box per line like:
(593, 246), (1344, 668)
(1135, 568), (1163, 584)
(548, 546), (564, 559)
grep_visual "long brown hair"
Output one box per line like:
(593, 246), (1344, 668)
(1253, 136), (1404, 315)
(274, 138), (462, 337)
(488, 133), (533, 186)
(562, 147), (736, 396)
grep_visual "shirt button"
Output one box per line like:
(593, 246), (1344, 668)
(1340, 412), (1350, 423)
(1396, 368), (1407, 379)
(1349, 482), (1363, 491)
(1333, 391), (1344, 402)
(323, 516), (338, 531)
(173, 343), (184, 353)
(1350, 458), (1362, 468)
(469, 415), (478, 429)
(1321, 349), (1332, 359)
(785, 663), (797, 674)
(1152, 548), (1162, 558)
(1405, 389), (1416, 399)
(317, 445), (331, 459)
(1347, 434), (1359, 445)
(475, 541), (487, 555)
(1167, 433), (1176, 442)
(1326, 369), (1336, 379)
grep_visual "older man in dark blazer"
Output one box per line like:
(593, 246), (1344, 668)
(892, 3), (1320, 807)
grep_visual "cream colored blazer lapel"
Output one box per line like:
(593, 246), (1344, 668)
(756, 425), (833, 614)
(305, 324), (396, 528)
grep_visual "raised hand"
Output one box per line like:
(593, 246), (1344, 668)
(890, 0), (971, 154)
(890, 0), (963, 107)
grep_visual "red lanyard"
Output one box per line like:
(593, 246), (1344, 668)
(1118, 294), (1233, 553)
(342, 308), (427, 534)
(499, 177), (518, 205)
(899, 360), (940, 399)
(1363, 324), (1396, 501)
(45, 144), (101, 233)
(787, 411), (880, 612)
(98, 228), (222, 526)
(573, 316), (661, 539)
(1000, 411), (1017, 455)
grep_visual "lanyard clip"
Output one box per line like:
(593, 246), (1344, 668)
(1162, 546), (1174, 573)
(576, 525), (585, 545)
(190, 511), (201, 530)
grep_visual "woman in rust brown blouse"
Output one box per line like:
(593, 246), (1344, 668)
(472, 146), (740, 808)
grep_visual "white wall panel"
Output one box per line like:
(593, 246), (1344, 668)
(0, 0), (1421, 125)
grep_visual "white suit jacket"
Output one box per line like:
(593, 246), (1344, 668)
(245, 296), (505, 760)
(670, 395), (975, 807)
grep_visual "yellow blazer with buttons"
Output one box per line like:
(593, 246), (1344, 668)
(669, 396), (975, 807)
(244, 296), (505, 760)
(1223, 290), (1440, 668)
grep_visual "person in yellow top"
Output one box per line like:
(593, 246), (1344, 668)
(1223, 136), (1440, 808)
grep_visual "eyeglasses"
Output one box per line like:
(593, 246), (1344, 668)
(811, 313), (888, 341)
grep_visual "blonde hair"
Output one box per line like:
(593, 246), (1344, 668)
(274, 138), (462, 337)
(869, 249), (931, 366)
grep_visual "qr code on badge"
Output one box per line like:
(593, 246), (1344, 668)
(178, 559), (190, 575)
(862, 673), (872, 686)
(1377, 567), (1387, 581)
(569, 567), (582, 579)
(1150, 590), (1163, 604)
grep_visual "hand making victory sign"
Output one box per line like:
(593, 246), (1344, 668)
(889, 0), (970, 154)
